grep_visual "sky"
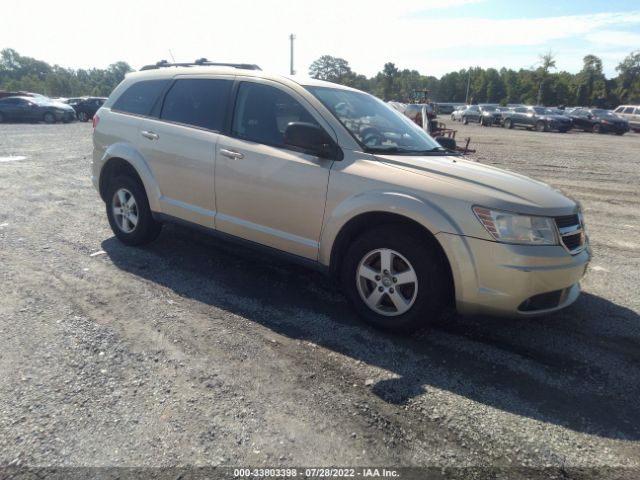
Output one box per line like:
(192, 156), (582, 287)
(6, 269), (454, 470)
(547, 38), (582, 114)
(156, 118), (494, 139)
(2, 0), (639, 78)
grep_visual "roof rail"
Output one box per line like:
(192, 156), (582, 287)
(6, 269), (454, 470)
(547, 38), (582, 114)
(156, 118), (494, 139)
(140, 58), (261, 71)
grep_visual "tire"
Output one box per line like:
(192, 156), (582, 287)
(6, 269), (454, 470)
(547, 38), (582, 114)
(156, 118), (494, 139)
(479, 117), (485, 126)
(615, 132), (624, 136)
(341, 226), (446, 333)
(77, 111), (89, 122)
(559, 129), (569, 133)
(462, 116), (468, 125)
(504, 118), (513, 129)
(592, 123), (602, 134)
(450, 114), (455, 121)
(105, 175), (162, 246)
(43, 112), (56, 124)
(536, 120), (547, 132)
(0, 112), (4, 123)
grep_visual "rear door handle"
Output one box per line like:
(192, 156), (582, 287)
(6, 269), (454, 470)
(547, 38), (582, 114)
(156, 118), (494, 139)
(141, 130), (159, 140)
(220, 148), (244, 160)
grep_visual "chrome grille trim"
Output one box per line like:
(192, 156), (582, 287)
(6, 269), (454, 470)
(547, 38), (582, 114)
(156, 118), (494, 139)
(554, 215), (585, 255)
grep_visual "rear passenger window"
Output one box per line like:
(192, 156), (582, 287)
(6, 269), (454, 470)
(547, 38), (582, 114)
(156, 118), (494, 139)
(623, 107), (634, 114)
(160, 79), (232, 131)
(112, 80), (169, 116)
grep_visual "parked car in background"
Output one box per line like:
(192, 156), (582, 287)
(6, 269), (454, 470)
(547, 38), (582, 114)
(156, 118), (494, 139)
(450, 105), (467, 122)
(567, 108), (630, 135)
(613, 105), (640, 132)
(460, 105), (480, 124)
(502, 106), (572, 132)
(0, 90), (42, 100)
(478, 105), (504, 126)
(71, 97), (107, 122)
(0, 96), (75, 123)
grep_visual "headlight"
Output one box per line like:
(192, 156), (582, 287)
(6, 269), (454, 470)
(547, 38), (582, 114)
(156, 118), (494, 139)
(473, 206), (558, 245)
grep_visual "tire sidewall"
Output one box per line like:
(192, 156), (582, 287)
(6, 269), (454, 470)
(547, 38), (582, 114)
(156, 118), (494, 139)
(105, 176), (161, 246)
(43, 112), (55, 124)
(341, 227), (445, 332)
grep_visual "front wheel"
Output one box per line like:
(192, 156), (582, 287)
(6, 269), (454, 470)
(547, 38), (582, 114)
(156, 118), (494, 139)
(536, 120), (547, 132)
(77, 111), (89, 122)
(43, 112), (56, 124)
(504, 118), (513, 129)
(462, 116), (469, 125)
(0, 112), (4, 123)
(341, 227), (446, 333)
(615, 132), (624, 136)
(592, 123), (602, 133)
(105, 176), (162, 246)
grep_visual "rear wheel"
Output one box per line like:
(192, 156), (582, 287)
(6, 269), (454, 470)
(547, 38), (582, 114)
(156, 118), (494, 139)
(504, 118), (513, 129)
(77, 111), (89, 122)
(592, 123), (602, 133)
(615, 132), (624, 136)
(462, 116), (468, 125)
(43, 112), (55, 124)
(341, 226), (446, 333)
(0, 112), (4, 123)
(536, 120), (547, 132)
(105, 176), (162, 246)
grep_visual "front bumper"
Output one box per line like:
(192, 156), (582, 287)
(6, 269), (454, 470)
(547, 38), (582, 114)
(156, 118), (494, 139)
(436, 233), (591, 317)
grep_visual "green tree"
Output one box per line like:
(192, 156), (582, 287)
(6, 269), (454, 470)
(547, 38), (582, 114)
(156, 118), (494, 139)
(308, 55), (353, 84)
(615, 50), (640, 103)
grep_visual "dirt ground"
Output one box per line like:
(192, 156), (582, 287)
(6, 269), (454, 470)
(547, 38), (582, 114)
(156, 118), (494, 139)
(0, 120), (639, 477)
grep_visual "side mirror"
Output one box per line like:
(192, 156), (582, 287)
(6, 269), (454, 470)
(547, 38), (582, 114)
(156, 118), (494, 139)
(284, 122), (338, 159)
(434, 136), (457, 151)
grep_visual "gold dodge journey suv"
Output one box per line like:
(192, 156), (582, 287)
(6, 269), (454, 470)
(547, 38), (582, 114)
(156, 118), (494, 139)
(92, 60), (590, 332)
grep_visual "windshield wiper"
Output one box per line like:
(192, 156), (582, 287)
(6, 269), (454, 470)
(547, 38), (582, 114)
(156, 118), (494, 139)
(365, 146), (447, 154)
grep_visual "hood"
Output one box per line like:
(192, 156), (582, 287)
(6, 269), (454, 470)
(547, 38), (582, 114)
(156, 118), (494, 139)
(544, 114), (571, 121)
(373, 153), (577, 215)
(50, 101), (74, 111)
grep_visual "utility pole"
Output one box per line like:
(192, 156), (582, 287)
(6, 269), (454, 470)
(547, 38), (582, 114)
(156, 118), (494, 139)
(289, 34), (296, 75)
(465, 68), (471, 104)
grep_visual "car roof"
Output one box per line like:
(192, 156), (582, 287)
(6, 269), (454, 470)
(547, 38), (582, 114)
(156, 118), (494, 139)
(124, 66), (359, 92)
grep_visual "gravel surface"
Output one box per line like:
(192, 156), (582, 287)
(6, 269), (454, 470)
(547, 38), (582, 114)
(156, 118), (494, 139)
(0, 120), (639, 476)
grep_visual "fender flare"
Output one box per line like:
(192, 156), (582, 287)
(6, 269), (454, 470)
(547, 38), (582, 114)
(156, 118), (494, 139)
(99, 143), (162, 212)
(319, 190), (463, 267)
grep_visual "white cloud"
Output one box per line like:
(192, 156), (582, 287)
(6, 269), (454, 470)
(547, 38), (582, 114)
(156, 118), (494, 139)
(586, 30), (640, 48)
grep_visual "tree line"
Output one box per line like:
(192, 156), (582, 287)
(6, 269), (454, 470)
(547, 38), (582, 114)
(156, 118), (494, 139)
(0, 49), (132, 97)
(2, 47), (639, 108)
(309, 51), (640, 108)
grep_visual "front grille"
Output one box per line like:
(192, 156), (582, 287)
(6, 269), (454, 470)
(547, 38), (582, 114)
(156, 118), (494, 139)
(555, 214), (579, 228)
(562, 232), (583, 251)
(518, 289), (564, 312)
(554, 215), (584, 253)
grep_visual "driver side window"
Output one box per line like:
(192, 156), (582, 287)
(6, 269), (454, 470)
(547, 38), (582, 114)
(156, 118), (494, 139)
(232, 82), (320, 148)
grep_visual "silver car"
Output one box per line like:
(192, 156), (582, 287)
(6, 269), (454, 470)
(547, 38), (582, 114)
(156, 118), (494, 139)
(91, 61), (590, 332)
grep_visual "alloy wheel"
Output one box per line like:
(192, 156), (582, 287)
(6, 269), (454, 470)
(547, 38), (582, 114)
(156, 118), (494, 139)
(111, 188), (139, 233)
(356, 248), (418, 317)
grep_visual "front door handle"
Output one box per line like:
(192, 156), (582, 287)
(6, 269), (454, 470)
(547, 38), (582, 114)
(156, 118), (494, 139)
(220, 148), (244, 160)
(141, 130), (159, 140)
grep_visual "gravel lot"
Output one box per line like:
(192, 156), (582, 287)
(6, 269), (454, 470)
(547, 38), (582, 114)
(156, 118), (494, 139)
(0, 120), (639, 476)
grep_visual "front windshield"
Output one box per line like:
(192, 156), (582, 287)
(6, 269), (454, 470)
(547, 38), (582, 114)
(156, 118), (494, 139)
(533, 107), (546, 114)
(306, 86), (442, 154)
(481, 105), (497, 111)
(30, 96), (52, 106)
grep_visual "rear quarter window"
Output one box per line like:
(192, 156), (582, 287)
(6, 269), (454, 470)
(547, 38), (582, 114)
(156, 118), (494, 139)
(112, 79), (169, 116)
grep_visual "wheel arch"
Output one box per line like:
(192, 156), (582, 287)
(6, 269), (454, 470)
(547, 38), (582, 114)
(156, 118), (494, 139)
(97, 147), (161, 212)
(325, 210), (455, 306)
